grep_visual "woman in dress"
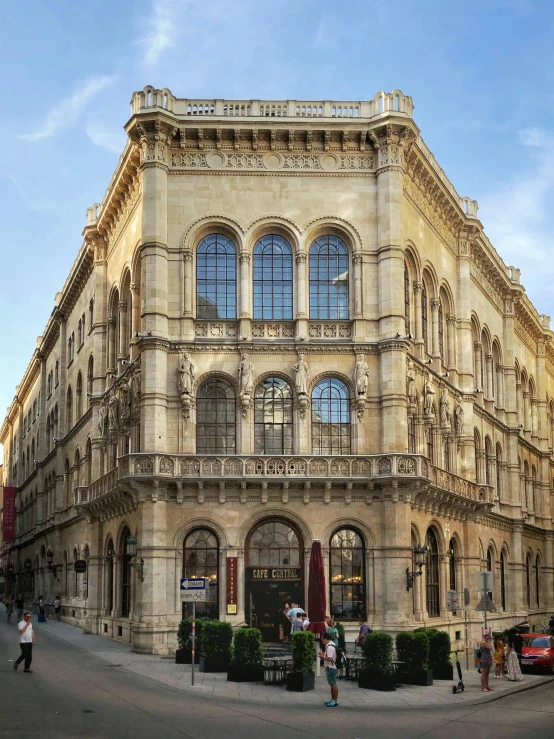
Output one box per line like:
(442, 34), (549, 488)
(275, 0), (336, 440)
(280, 603), (290, 644)
(505, 635), (523, 681)
(479, 633), (493, 691)
(493, 635), (505, 678)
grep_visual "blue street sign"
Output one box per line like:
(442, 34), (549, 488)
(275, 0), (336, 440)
(180, 578), (207, 591)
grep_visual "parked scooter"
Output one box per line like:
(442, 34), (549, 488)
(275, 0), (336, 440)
(452, 649), (465, 693)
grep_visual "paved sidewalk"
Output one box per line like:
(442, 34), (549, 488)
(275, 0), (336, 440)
(33, 618), (553, 708)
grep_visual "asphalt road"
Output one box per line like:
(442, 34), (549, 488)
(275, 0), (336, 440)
(1, 618), (554, 739)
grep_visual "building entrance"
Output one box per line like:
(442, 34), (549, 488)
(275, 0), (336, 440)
(245, 519), (304, 642)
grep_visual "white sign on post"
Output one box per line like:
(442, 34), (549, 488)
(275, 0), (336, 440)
(180, 577), (208, 602)
(181, 590), (207, 602)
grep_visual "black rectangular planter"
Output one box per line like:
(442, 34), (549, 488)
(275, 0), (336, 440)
(200, 654), (230, 673)
(176, 649), (200, 665)
(227, 665), (265, 683)
(286, 671), (315, 692)
(358, 669), (396, 691)
(397, 668), (433, 686)
(432, 663), (454, 681)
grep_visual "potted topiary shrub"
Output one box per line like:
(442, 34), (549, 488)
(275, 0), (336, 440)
(358, 632), (395, 691)
(395, 631), (433, 686)
(176, 618), (203, 664)
(429, 630), (453, 680)
(227, 627), (265, 682)
(199, 620), (233, 673)
(286, 631), (315, 691)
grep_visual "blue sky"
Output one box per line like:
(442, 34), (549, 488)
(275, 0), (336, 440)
(2, 0), (554, 431)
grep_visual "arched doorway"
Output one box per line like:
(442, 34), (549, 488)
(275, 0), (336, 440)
(246, 519), (304, 641)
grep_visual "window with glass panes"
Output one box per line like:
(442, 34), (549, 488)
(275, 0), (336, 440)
(248, 520), (301, 567)
(311, 378), (350, 454)
(438, 300), (444, 360)
(330, 528), (366, 621)
(183, 529), (219, 619)
(196, 378), (236, 453)
(408, 415), (416, 453)
(121, 528), (132, 618)
(253, 235), (293, 319)
(254, 377), (293, 454)
(426, 426), (434, 461)
(421, 283), (428, 352)
(404, 263), (410, 335)
(425, 528), (440, 617)
(196, 234), (237, 319)
(308, 235), (349, 319)
(500, 550), (506, 610)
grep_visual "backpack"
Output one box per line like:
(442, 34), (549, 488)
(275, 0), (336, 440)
(334, 645), (347, 669)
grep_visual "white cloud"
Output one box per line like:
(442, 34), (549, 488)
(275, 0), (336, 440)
(141, 0), (178, 66)
(85, 123), (126, 154)
(479, 126), (554, 312)
(19, 76), (115, 141)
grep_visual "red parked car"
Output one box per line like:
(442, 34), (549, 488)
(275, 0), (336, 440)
(520, 634), (554, 673)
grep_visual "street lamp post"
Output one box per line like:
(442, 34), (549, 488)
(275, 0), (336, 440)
(406, 544), (428, 591)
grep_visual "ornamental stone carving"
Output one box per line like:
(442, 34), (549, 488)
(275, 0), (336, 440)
(238, 353), (254, 417)
(440, 389), (451, 429)
(454, 401), (464, 436)
(292, 353), (309, 396)
(424, 379), (436, 418)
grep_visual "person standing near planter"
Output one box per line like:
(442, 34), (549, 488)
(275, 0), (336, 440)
(492, 635), (505, 678)
(356, 620), (370, 649)
(504, 635), (523, 681)
(318, 631), (339, 707)
(479, 633), (493, 691)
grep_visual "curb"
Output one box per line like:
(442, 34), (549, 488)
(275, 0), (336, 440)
(467, 675), (554, 705)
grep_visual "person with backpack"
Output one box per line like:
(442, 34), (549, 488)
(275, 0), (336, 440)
(318, 631), (339, 707)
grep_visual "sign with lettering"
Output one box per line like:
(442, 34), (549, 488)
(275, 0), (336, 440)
(226, 557), (238, 615)
(247, 567), (301, 581)
(2, 487), (16, 542)
(74, 560), (87, 573)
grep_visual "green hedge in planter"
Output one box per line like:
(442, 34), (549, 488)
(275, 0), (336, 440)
(396, 631), (430, 670)
(230, 627), (263, 668)
(291, 631), (315, 674)
(415, 628), (451, 670)
(177, 618), (204, 658)
(200, 620), (233, 661)
(362, 631), (393, 674)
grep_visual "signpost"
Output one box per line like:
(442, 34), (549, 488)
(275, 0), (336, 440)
(74, 560), (87, 574)
(180, 578), (207, 686)
(476, 571), (496, 632)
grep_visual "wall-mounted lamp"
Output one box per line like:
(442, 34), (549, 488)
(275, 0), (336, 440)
(126, 534), (144, 582)
(47, 548), (59, 578)
(406, 544), (428, 591)
(24, 558), (32, 572)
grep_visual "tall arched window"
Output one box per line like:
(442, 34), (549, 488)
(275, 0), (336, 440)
(330, 528), (366, 621)
(425, 528), (440, 617)
(85, 438), (92, 485)
(248, 519), (301, 566)
(183, 529), (219, 619)
(532, 466), (537, 513)
(196, 377), (236, 453)
(421, 282), (428, 352)
(308, 235), (349, 319)
(74, 449), (80, 489)
(426, 427), (434, 461)
(311, 378), (350, 454)
(196, 234), (237, 319)
(524, 461), (530, 509)
(496, 443), (502, 498)
(484, 437), (492, 486)
(76, 372), (83, 419)
(449, 538), (457, 592)
(106, 538), (114, 614)
(66, 386), (73, 429)
(443, 438), (450, 471)
(525, 555), (531, 608)
(438, 299), (444, 360)
(500, 549), (506, 610)
(253, 234), (293, 319)
(408, 415), (416, 453)
(87, 356), (94, 400)
(404, 262), (410, 335)
(121, 527), (132, 618)
(487, 547), (494, 601)
(254, 377), (293, 454)
(535, 555), (540, 608)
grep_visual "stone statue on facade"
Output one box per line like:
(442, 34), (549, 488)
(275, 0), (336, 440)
(355, 353), (369, 396)
(455, 401), (464, 435)
(119, 377), (130, 422)
(239, 354), (254, 398)
(424, 378), (436, 416)
(406, 359), (418, 404)
(107, 394), (119, 431)
(292, 353), (309, 396)
(97, 401), (107, 438)
(440, 388), (451, 427)
(178, 353), (195, 397)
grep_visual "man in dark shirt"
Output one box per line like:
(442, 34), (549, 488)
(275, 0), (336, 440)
(15, 594), (24, 623)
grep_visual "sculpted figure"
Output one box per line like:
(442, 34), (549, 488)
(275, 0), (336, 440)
(178, 353), (195, 396)
(424, 379), (436, 415)
(406, 359), (418, 403)
(292, 353), (309, 395)
(455, 401), (464, 435)
(238, 353), (254, 397)
(355, 353), (369, 396)
(107, 394), (119, 430)
(97, 402), (107, 437)
(440, 388), (451, 426)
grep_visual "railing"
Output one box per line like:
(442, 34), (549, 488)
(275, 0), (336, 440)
(130, 87), (414, 121)
(79, 453), (493, 505)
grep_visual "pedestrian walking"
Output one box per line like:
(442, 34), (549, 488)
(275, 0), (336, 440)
(54, 595), (61, 620)
(6, 595), (14, 623)
(356, 619), (371, 650)
(479, 632), (493, 692)
(505, 635), (523, 681)
(493, 634), (505, 678)
(318, 631), (339, 707)
(38, 595), (46, 622)
(279, 602), (290, 643)
(15, 594), (25, 623)
(14, 612), (35, 673)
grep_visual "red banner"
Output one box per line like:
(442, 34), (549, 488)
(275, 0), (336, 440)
(226, 557), (238, 615)
(2, 487), (16, 542)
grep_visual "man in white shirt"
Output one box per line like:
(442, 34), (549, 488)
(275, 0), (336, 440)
(287, 602), (303, 623)
(14, 611), (35, 673)
(318, 631), (339, 707)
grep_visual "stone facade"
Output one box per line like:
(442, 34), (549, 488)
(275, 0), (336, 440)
(1, 87), (553, 653)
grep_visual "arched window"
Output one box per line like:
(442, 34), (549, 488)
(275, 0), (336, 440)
(330, 528), (366, 621)
(426, 427), (434, 461)
(449, 538), (457, 592)
(55, 359), (59, 386)
(106, 538), (114, 614)
(524, 461), (530, 509)
(121, 527), (132, 618)
(535, 555), (540, 608)
(85, 438), (92, 485)
(254, 377), (293, 454)
(66, 386), (73, 429)
(484, 437), (492, 486)
(74, 450), (80, 489)
(308, 235), (349, 319)
(487, 547), (494, 601)
(421, 282), (428, 353)
(532, 466), (537, 514)
(196, 234), (237, 319)
(76, 372), (83, 419)
(249, 520), (300, 566)
(408, 415), (416, 454)
(496, 443), (502, 498)
(311, 378), (350, 455)
(438, 299), (444, 360)
(89, 297), (94, 330)
(404, 262), (410, 334)
(500, 549), (506, 610)
(526, 555), (531, 608)
(425, 528), (440, 617)
(183, 529), (219, 619)
(253, 234), (293, 319)
(73, 547), (79, 597)
(64, 457), (71, 506)
(196, 377), (236, 453)
(443, 438), (450, 471)
(87, 356), (94, 400)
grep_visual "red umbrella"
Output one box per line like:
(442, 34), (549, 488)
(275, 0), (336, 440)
(307, 540), (327, 636)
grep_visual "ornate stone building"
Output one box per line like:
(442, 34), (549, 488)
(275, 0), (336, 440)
(1, 87), (553, 653)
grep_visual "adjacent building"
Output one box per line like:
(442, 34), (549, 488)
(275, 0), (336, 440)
(1, 87), (552, 653)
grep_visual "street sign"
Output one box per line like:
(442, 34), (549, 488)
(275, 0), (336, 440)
(476, 593), (497, 612)
(477, 570), (493, 593)
(74, 560), (87, 573)
(446, 589), (459, 611)
(180, 577), (207, 602)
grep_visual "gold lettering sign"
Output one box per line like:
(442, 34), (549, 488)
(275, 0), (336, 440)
(248, 567), (300, 580)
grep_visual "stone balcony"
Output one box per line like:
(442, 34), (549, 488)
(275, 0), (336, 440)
(76, 453), (493, 514)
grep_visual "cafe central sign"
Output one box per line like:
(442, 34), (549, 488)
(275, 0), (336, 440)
(247, 567), (301, 581)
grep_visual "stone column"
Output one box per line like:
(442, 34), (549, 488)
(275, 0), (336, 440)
(497, 365), (505, 408)
(446, 314), (457, 372)
(239, 251), (251, 340)
(352, 252), (363, 318)
(523, 391), (531, 433)
(295, 251), (308, 340)
(485, 354), (494, 400)
(107, 317), (116, 374)
(378, 487), (413, 627)
(474, 342), (483, 393)
(118, 300), (128, 364)
(83, 521), (103, 635)
(430, 298), (440, 361)
(413, 282), (424, 359)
